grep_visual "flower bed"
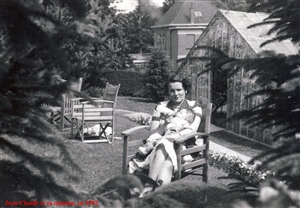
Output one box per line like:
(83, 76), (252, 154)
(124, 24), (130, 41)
(208, 150), (273, 185)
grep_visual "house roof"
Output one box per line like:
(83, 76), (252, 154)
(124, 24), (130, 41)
(220, 10), (298, 55)
(154, 0), (221, 27)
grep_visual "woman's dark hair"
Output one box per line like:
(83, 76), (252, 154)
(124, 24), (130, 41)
(165, 74), (191, 94)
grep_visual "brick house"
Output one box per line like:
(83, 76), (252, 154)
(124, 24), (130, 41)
(151, 0), (220, 70)
(177, 10), (298, 145)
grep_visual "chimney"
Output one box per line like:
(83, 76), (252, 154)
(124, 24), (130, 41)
(190, 2), (194, 24)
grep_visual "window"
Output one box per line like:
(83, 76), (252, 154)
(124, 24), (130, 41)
(194, 12), (202, 18)
(155, 34), (166, 49)
(161, 35), (166, 49)
(186, 34), (195, 49)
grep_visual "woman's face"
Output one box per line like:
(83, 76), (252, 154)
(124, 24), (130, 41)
(168, 82), (187, 104)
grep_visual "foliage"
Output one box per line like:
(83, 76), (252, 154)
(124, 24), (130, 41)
(225, 0), (251, 11)
(0, 0), (105, 203)
(161, 0), (251, 14)
(100, 70), (145, 96)
(178, 0), (299, 206)
(209, 151), (272, 185)
(208, 147), (300, 208)
(232, 179), (300, 208)
(115, 5), (156, 54)
(180, 47), (233, 113)
(89, 174), (207, 208)
(208, 151), (273, 193)
(198, 47), (235, 113)
(48, 0), (155, 91)
(161, 0), (176, 14)
(124, 112), (152, 125)
(216, 0), (300, 206)
(58, 0), (123, 88)
(59, 2), (157, 90)
(224, 52), (300, 140)
(84, 86), (104, 97)
(143, 46), (171, 102)
(247, 0), (300, 46)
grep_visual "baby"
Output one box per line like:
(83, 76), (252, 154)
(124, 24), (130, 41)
(138, 105), (195, 157)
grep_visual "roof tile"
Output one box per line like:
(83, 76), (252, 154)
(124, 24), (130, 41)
(155, 1), (218, 26)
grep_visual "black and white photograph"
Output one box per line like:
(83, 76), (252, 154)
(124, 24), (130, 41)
(1, 0), (299, 207)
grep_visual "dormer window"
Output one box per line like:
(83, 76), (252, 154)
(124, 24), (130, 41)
(194, 12), (203, 17)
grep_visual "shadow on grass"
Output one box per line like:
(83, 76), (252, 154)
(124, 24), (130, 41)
(127, 97), (153, 103)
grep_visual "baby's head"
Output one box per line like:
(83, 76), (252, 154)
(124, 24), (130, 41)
(176, 109), (194, 123)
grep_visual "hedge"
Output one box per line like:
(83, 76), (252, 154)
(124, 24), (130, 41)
(101, 70), (145, 97)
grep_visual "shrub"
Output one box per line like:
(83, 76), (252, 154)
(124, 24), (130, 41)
(124, 112), (152, 125)
(143, 46), (171, 102)
(0, 0), (98, 203)
(84, 86), (104, 97)
(208, 151), (274, 186)
(101, 70), (145, 96)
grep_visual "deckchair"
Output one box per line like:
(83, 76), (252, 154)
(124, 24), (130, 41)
(121, 101), (212, 201)
(71, 83), (120, 143)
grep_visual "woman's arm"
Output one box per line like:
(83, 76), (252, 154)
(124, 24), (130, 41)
(149, 120), (167, 137)
(148, 102), (172, 136)
(150, 120), (160, 131)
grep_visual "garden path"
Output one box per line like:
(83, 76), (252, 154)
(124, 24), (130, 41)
(210, 124), (252, 163)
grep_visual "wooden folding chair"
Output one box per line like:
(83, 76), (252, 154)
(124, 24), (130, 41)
(71, 83), (120, 143)
(121, 101), (212, 201)
(50, 78), (83, 132)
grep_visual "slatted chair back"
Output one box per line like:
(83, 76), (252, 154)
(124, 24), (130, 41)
(102, 82), (120, 103)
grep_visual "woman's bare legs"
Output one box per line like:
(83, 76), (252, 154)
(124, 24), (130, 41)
(149, 144), (174, 184)
(157, 157), (173, 184)
(149, 144), (167, 181)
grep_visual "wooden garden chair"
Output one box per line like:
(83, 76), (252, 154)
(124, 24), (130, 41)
(50, 78), (83, 132)
(71, 83), (120, 143)
(121, 101), (212, 200)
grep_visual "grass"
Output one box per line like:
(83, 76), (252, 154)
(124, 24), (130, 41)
(117, 96), (156, 114)
(16, 96), (263, 207)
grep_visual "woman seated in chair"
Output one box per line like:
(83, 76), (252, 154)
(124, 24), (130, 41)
(129, 75), (202, 187)
(134, 107), (196, 166)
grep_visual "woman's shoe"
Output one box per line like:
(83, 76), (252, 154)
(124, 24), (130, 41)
(132, 159), (145, 168)
(183, 154), (193, 162)
(139, 183), (154, 198)
(138, 180), (162, 198)
(138, 146), (148, 155)
(157, 179), (163, 186)
(183, 161), (192, 173)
